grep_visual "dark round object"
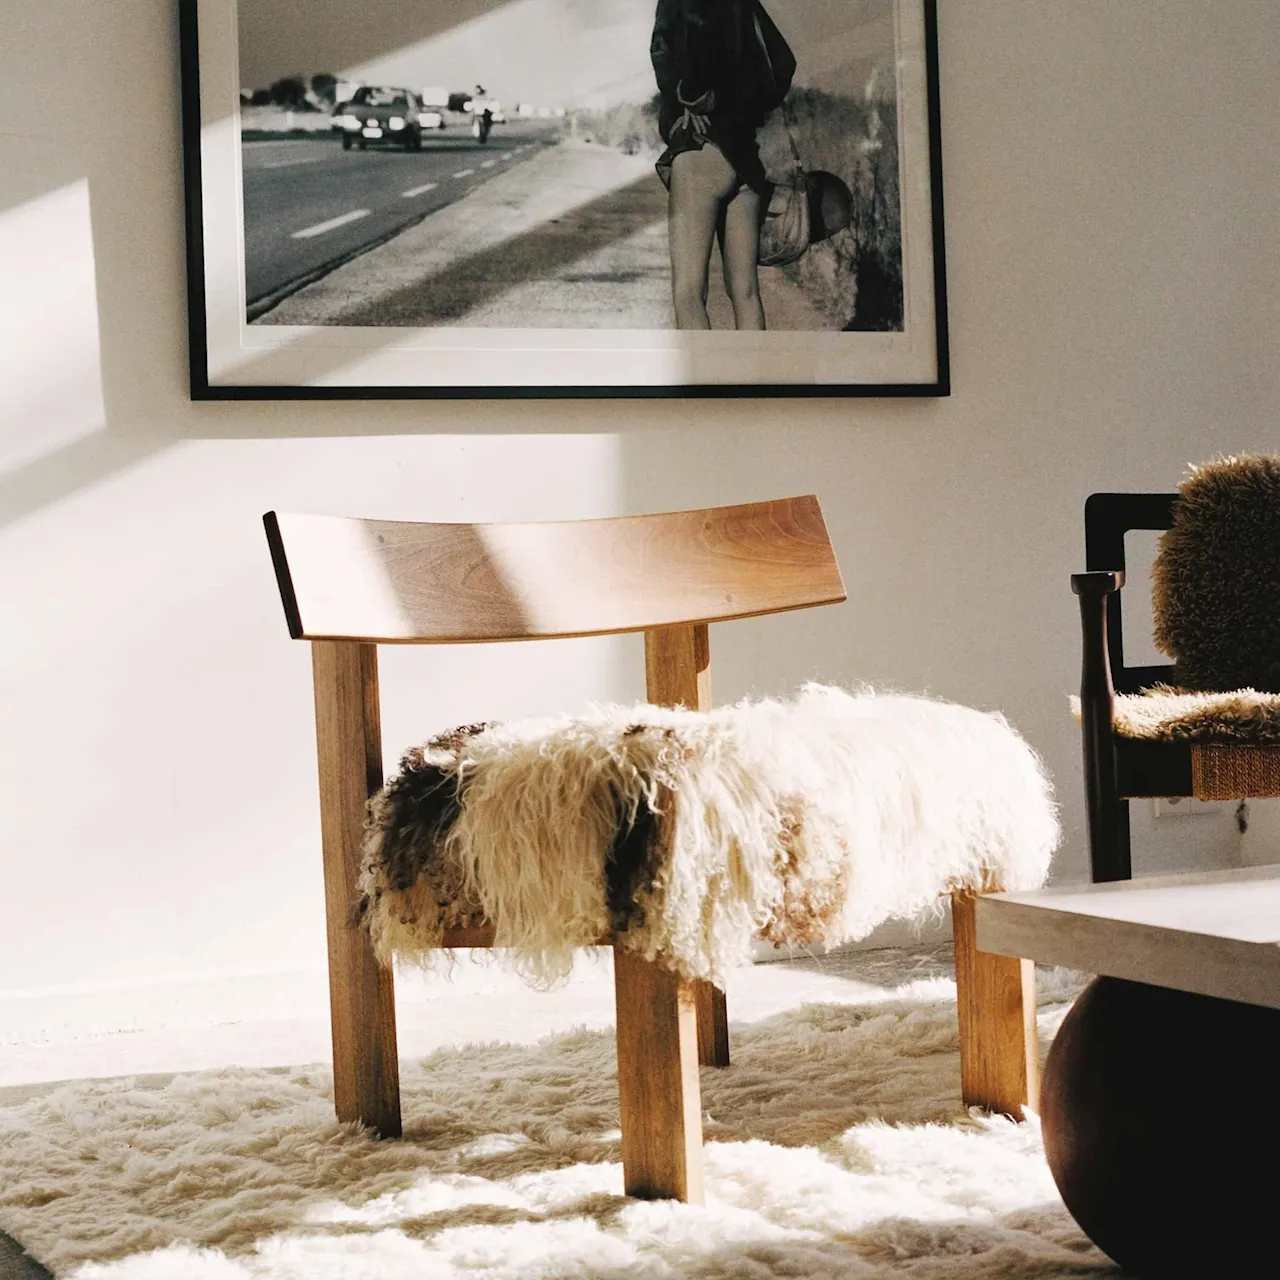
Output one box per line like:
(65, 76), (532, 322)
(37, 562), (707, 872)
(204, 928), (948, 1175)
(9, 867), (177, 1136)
(1151, 453), (1280, 692)
(805, 169), (853, 243)
(1041, 977), (1280, 1276)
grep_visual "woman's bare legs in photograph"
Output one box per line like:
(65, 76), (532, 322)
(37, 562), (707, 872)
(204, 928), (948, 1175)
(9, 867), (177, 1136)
(668, 144), (765, 330)
(718, 185), (765, 330)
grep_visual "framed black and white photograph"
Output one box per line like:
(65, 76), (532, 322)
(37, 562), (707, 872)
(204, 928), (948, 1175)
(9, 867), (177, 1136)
(179, 0), (948, 398)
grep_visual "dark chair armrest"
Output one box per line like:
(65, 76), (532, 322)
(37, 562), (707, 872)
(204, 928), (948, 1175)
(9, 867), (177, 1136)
(1071, 570), (1124, 599)
(1071, 569), (1130, 879)
(1071, 571), (1122, 726)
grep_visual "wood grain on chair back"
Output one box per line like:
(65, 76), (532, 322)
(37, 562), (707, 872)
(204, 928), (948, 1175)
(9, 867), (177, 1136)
(264, 495), (845, 643)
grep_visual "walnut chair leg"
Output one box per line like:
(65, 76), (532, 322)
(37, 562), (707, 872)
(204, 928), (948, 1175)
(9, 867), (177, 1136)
(614, 945), (705, 1202)
(951, 890), (1039, 1119)
(313, 640), (402, 1137)
(694, 980), (730, 1067)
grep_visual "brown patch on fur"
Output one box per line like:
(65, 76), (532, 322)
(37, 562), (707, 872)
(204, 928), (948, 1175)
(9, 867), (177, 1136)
(605, 726), (677, 933)
(379, 767), (461, 892)
(606, 781), (678, 934)
(758, 799), (850, 947)
(374, 723), (490, 892)
(425, 722), (492, 755)
(604, 789), (658, 930)
(356, 721), (492, 940)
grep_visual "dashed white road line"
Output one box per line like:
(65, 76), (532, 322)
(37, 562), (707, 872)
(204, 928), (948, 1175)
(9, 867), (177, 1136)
(480, 159), (496, 169)
(257, 155), (323, 170)
(453, 168), (476, 179)
(501, 151), (515, 160)
(401, 182), (439, 198)
(291, 209), (370, 239)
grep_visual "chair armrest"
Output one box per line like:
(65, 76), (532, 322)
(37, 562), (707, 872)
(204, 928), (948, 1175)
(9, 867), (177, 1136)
(1071, 571), (1122, 726)
(1071, 570), (1130, 879)
(1071, 570), (1124, 600)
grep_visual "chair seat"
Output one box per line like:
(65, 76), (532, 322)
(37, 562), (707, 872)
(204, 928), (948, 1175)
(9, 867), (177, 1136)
(359, 684), (1058, 986)
(1108, 687), (1280, 743)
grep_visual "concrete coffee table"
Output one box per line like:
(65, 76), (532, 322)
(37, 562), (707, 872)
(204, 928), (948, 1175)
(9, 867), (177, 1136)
(975, 863), (1280, 1010)
(975, 863), (1280, 1276)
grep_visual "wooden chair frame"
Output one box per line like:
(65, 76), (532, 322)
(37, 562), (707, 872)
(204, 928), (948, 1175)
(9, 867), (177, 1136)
(265, 495), (1038, 1203)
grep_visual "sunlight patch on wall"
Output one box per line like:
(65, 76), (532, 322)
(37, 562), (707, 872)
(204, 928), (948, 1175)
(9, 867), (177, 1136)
(0, 179), (105, 474)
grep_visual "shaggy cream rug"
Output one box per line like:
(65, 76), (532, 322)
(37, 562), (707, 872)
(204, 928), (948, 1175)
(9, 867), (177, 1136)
(0, 968), (1114, 1279)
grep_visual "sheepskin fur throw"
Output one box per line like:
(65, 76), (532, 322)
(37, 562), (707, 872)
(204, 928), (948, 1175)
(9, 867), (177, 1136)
(1153, 454), (1280, 692)
(359, 684), (1058, 985)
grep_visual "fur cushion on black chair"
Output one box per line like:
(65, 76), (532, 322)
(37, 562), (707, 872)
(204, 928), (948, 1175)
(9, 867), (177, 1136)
(1152, 454), (1280, 693)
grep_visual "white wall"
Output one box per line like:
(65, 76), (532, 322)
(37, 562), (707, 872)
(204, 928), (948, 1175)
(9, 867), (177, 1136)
(1, 1), (1277, 1033)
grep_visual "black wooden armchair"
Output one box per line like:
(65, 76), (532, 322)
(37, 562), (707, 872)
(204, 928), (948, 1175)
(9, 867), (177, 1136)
(1072, 459), (1280, 882)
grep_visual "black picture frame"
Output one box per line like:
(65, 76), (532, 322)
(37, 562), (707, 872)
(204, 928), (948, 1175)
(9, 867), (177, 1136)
(179, 0), (948, 400)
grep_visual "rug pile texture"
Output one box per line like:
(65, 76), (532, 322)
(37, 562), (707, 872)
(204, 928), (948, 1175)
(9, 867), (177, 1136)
(0, 966), (1115, 1279)
(362, 685), (1058, 984)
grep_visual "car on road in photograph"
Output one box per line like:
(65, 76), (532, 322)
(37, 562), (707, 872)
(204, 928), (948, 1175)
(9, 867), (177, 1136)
(331, 86), (434, 151)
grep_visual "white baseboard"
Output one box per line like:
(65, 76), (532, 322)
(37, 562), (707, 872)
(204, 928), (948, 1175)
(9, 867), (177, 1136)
(0, 955), (615, 1046)
(0, 916), (951, 1046)
(0, 968), (333, 1045)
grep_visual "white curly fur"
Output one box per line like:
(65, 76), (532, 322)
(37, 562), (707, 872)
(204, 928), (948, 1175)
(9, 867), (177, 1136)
(362, 685), (1058, 985)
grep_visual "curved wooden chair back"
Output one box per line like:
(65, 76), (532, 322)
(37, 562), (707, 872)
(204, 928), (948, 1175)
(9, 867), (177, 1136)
(264, 494), (845, 644)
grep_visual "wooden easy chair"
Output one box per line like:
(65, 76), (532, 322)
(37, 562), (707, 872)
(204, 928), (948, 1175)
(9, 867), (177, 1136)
(263, 494), (1038, 1203)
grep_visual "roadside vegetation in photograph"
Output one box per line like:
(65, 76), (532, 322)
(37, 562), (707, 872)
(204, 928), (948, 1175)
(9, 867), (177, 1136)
(239, 72), (337, 134)
(566, 98), (659, 156)
(568, 82), (904, 332)
(773, 86), (903, 332)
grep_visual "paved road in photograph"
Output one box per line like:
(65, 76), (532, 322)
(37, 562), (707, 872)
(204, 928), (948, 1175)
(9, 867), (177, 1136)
(242, 122), (559, 315)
